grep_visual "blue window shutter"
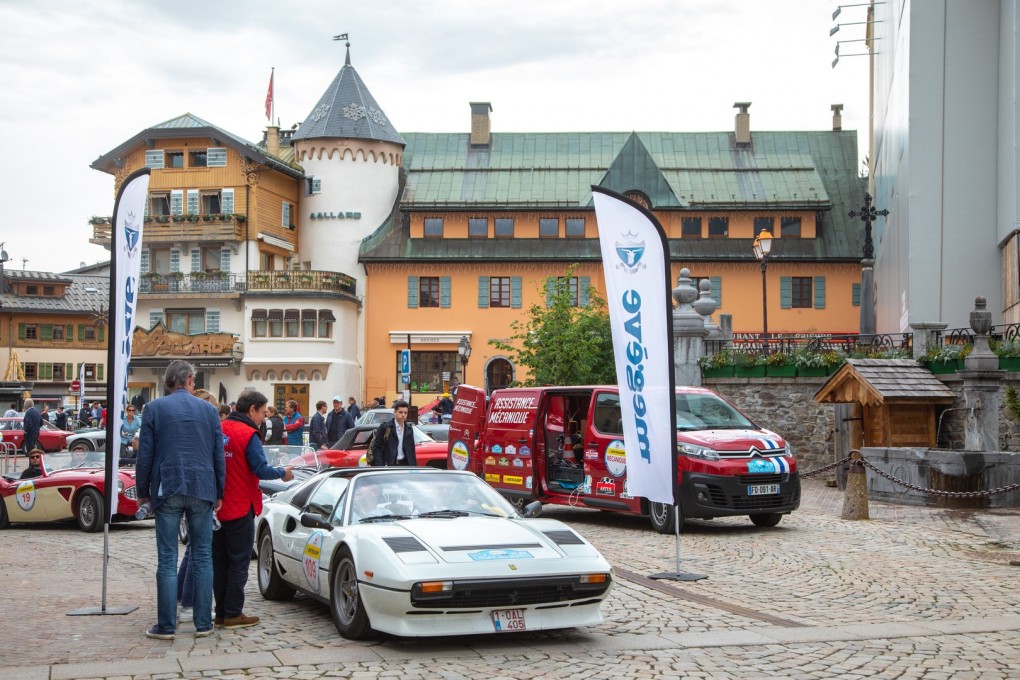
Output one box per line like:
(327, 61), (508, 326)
(191, 248), (201, 272)
(710, 276), (722, 307)
(852, 283), (861, 307)
(478, 276), (489, 308)
(545, 278), (556, 307)
(407, 276), (419, 308)
(220, 248), (231, 272)
(140, 249), (149, 274)
(440, 276), (451, 308)
(221, 188), (234, 214)
(511, 276), (522, 308)
(579, 276), (591, 306)
(780, 277), (792, 309)
(814, 276), (826, 309)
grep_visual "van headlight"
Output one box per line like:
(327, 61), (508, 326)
(783, 442), (792, 457)
(680, 443), (720, 461)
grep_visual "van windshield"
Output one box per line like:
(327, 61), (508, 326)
(676, 394), (755, 431)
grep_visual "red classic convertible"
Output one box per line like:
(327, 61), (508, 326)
(287, 424), (449, 469)
(0, 417), (74, 453)
(0, 451), (145, 532)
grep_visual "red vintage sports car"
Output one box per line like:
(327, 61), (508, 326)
(0, 417), (74, 453)
(0, 451), (144, 532)
(287, 423), (448, 469)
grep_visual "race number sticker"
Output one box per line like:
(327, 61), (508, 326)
(604, 440), (627, 478)
(302, 531), (325, 593)
(450, 440), (471, 471)
(16, 480), (36, 511)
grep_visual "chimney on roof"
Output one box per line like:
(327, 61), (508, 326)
(831, 104), (844, 131)
(733, 102), (751, 146)
(470, 102), (493, 146)
(266, 125), (280, 156)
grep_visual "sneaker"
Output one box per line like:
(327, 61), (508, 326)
(222, 614), (260, 629)
(145, 626), (174, 640)
(194, 627), (214, 638)
(178, 607), (193, 623)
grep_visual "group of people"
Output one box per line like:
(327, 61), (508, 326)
(259, 400), (305, 446)
(135, 360), (294, 640)
(307, 395), (362, 449)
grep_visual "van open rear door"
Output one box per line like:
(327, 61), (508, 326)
(447, 385), (488, 476)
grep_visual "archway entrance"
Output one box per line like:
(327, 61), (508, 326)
(485, 358), (514, 393)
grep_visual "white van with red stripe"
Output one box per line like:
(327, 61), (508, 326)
(448, 385), (800, 532)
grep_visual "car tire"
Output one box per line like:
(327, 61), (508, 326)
(749, 512), (783, 528)
(649, 501), (682, 534)
(179, 515), (189, 545)
(257, 530), (296, 600)
(76, 488), (104, 533)
(504, 495), (527, 514)
(70, 439), (96, 452)
(330, 547), (372, 639)
(0, 499), (9, 529)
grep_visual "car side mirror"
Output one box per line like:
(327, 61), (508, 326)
(300, 512), (331, 530)
(522, 500), (543, 518)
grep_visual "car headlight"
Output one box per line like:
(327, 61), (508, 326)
(117, 480), (125, 494)
(783, 442), (792, 457)
(680, 443), (720, 461)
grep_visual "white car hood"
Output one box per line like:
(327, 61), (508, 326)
(399, 518), (562, 564)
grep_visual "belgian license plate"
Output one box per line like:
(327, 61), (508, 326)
(748, 484), (780, 496)
(491, 608), (527, 632)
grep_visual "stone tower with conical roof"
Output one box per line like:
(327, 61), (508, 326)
(292, 42), (404, 281)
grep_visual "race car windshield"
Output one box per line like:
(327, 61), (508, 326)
(675, 394), (755, 431)
(46, 451), (104, 471)
(347, 472), (516, 524)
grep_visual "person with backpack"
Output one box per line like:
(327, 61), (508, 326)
(369, 399), (416, 466)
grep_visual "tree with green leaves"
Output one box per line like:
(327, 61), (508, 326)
(489, 269), (617, 386)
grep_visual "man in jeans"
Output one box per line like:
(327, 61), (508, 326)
(136, 360), (225, 640)
(215, 389), (292, 629)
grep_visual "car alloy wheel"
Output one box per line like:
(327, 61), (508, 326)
(330, 548), (371, 639)
(76, 488), (104, 532)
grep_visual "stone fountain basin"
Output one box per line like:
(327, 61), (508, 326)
(852, 448), (1020, 508)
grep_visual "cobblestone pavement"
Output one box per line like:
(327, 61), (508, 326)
(1, 477), (1018, 679)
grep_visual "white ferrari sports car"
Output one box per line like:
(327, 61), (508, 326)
(255, 467), (613, 639)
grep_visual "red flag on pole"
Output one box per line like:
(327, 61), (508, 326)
(265, 70), (274, 121)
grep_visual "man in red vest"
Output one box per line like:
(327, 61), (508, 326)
(214, 389), (293, 629)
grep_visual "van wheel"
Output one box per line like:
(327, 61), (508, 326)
(649, 501), (682, 534)
(749, 513), (783, 528)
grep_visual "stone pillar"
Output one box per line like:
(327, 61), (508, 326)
(718, 314), (734, 350)
(673, 268), (710, 387)
(909, 322), (948, 361)
(859, 259), (876, 336)
(957, 296), (1004, 452)
(694, 279), (721, 355)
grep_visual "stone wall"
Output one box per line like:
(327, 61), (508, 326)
(704, 373), (1020, 475)
(704, 376), (834, 472)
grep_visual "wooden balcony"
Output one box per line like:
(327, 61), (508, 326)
(89, 214), (246, 247)
(137, 270), (357, 298)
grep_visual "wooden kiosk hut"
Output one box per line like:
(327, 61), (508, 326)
(814, 359), (957, 454)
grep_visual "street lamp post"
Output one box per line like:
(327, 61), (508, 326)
(457, 335), (472, 386)
(753, 229), (774, 353)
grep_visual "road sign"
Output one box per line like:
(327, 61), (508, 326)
(400, 349), (411, 385)
(70, 380), (81, 392)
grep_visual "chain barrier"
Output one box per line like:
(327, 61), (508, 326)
(798, 452), (1020, 498)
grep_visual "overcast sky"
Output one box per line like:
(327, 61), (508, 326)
(0, 0), (870, 274)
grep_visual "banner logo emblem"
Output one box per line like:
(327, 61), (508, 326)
(615, 232), (646, 273)
(123, 211), (141, 253)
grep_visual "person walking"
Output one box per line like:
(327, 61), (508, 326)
(282, 400), (304, 446)
(369, 399), (417, 467)
(135, 360), (225, 640)
(263, 406), (285, 445)
(54, 405), (68, 431)
(325, 396), (354, 448)
(214, 389), (293, 629)
(309, 401), (328, 449)
(21, 399), (42, 455)
(346, 396), (361, 422)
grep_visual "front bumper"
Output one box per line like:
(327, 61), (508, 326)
(680, 471), (800, 519)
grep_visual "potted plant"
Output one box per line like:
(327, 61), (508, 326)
(764, 352), (796, 377)
(732, 351), (765, 378)
(992, 339), (1020, 371)
(920, 343), (969, 374)
(699, 351), (734, 378)
(155, 215), (170, 223)
(793, 348), (845, 376)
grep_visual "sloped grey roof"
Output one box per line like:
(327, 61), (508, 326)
(292, 46), (404, 146)
(0, 271), (109, 314)
(92, 113), (304, 179)
(815, 359), (957, 404)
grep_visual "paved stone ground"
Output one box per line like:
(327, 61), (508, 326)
(1, 474), (1018, 679)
